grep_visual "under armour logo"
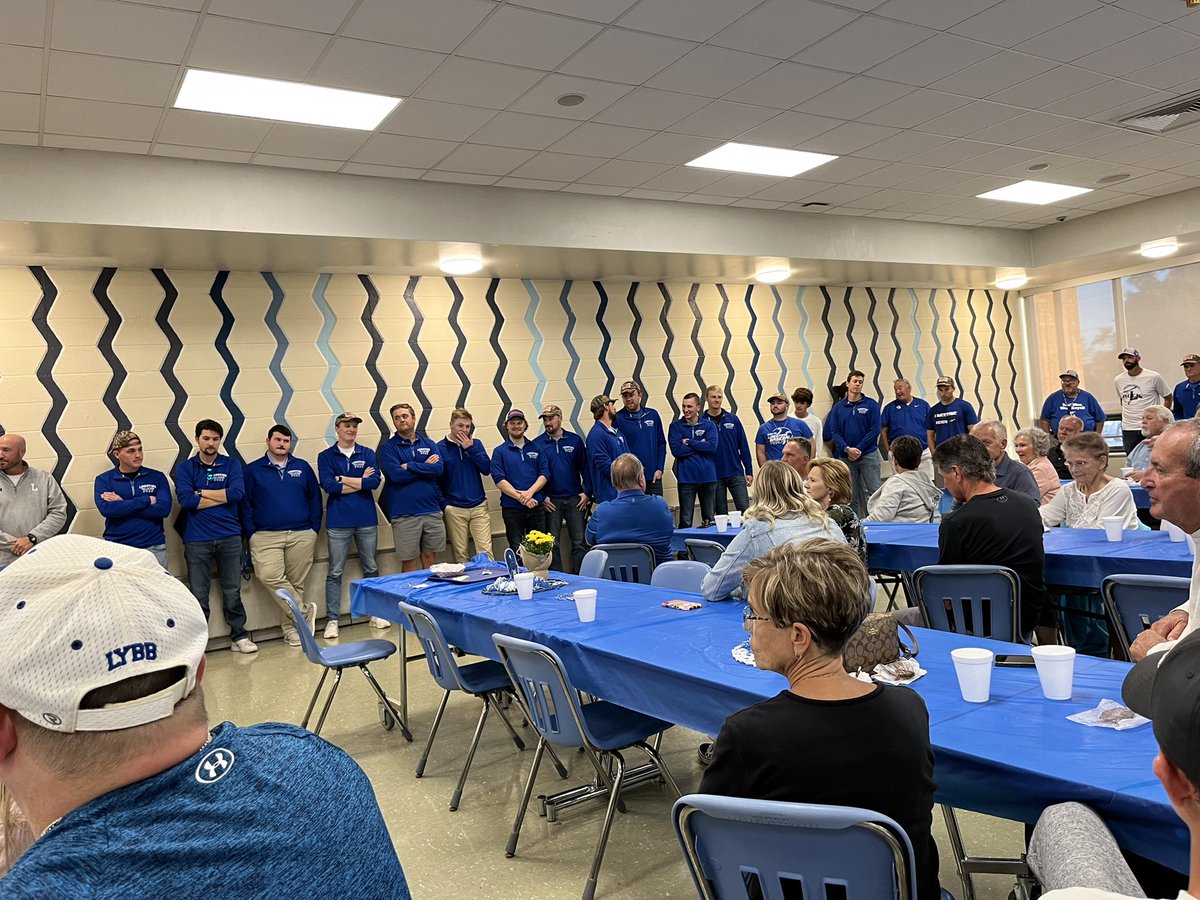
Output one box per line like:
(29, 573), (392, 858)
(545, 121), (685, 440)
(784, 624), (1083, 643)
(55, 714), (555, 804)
(195, 747), (236, 784)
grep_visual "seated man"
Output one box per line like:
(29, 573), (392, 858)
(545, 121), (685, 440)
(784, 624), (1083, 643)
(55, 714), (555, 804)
(584, 453), (674, 566)
(866, 435), (941, 523)
(0, 535), (411, 898)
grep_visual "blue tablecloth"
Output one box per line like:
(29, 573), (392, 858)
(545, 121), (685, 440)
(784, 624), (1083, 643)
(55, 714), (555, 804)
(669, 525), (739, 554)
(1131, 484), (1149, 510)
(351, 571), (1184, 871)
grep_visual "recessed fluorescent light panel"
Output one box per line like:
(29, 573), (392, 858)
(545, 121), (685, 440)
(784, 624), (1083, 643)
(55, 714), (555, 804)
(175, 69), (401, 130)
(686, 142), (837, 178)
(976, 180), (1091, 205)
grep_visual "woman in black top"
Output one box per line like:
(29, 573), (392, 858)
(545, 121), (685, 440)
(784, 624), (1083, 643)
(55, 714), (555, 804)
(699, 538), (941, 900)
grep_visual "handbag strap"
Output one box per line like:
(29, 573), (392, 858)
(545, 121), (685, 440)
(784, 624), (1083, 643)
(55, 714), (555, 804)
(897, 620), (919, 658)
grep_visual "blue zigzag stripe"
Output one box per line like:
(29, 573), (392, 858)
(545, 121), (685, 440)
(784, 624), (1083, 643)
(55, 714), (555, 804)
(152, 269), (191, 470)
(909, 289), (928, 391)
(819, 287), (838, 396)
(686, 283), (705, 394)
(403, 276), (432, 435)
(964, 289), (984, 417)
(1001, 291), (1021, 426)
(887, 288), (902, 376)
(928, 290), (944, 381)
(627, 284), (645, 393)
(485, 279), (512, 429)
(592, 282), (615, 396)
(984, 290), (1002, 426)
(209, 272), (245, 463)
(446, 278), (471, 409)
(558, 281), (584, 433)
(841, 287), (858, 375)
(28, 266), (76, 528)
(770, 286), (787, 396)
(657, 283), (678, 417)
(522, 279), (548, 413)
(947, 289), (965, 391)
(311, 273), (342, 444)
(358, 275), (390, 443)
(262, 272), (294, 440)
(92, 267), (131, 434)
(793, 286), (812, 387)
(744, 285), (764, 413)
(715, 284), (736, 412)
(864, 288), (884, 399)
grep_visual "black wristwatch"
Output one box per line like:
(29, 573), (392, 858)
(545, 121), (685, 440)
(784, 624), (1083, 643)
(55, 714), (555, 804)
(26, 533), (37, 545)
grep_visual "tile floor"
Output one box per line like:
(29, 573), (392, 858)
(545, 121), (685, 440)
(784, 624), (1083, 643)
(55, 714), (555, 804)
(204, 619), (1033, 899)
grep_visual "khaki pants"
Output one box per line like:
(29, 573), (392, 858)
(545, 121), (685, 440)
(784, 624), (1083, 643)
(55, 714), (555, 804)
(443, 503), (493, 562)
(250, 529), (318, 627)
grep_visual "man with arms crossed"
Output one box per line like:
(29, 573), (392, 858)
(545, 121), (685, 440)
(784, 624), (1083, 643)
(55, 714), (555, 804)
(534, 404), (589, 574)
(1116, 348), (1171, 456)
(704, 385), (753, 515)
(586, 394), (627, 504)
(669, 391), (719, 528)
(1040, 369), (1105, 435)
(880, 378), (933, 479)
(437, 408), (493, 564)
(379, 402), (445, 579)
(95, 431), (173, 568)
(0, 434), (67, 570)
(317, 413), (380, 640)
(0, 534), (410, 898)
(823, 370), (882, 519)
(1175, 354), (1200, 420)
(615, 380), (667, 497)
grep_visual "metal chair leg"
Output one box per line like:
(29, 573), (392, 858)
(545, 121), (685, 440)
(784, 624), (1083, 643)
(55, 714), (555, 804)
(582, 749), (627, 900)
(359, 662), (413, 741)
(507, 737), (546, 858)
(942, 805), (976, 900)
(415, 690), (451, 778)
(636, 738), (682, 797)
(311, 668), (344, 736)
(490, 693), (526, 751)
(450, 699), (491, 811)
(300, 667), (331, 729)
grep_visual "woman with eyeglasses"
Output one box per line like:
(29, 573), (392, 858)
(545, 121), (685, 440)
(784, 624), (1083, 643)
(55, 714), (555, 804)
(700, 539), (941, 899)
(1040, 432), (1137, 531)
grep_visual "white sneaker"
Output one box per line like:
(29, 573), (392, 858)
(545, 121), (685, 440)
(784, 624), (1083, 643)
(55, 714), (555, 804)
(303, 602), (318, 635)
(323, 620), (339, 639)
(282, 626), (301, 647)
(231, 637), (258, 653)
(370, 616), (391, 630)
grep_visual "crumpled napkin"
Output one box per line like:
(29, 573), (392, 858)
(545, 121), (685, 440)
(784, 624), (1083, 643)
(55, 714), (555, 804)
(482, 575), (568, 595)
(732, 639), (755, 666)
(871, 658), (926, 685)
(1067, 698), (1149, 731)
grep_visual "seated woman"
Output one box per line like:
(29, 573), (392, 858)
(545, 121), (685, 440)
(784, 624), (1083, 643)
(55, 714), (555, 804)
(1040, 432), (1138, 531)
(866, 435), (940, 522)
(700, 461), (843, 602)
(1015, 426), (1061, 506)
(1127, 404), (1173, 480)
(700, 539), (941, 900)
(806, 457), (867, 564)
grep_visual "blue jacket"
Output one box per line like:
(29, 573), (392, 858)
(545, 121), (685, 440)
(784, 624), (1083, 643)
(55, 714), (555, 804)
(668, 417), (719, 484)
(491, 440), (550, 509)
(533, 430), (591, 497)
(824, 396), (881, 458)
(94, 466), (172, 549)
(586, 422), (628, 503)
(174, 454), (245, 542)
(616, 407), (667, 477)
(585, 489), (674, 565)
(379, 433), (444, 519)
(318, 444), (381, 529)
(755, 416), (813, 461)
(705, 410), (753, 479)
(242, 455), (322, 536)
(437, 437), (490, 508)
(1175, 379), (1200, 420)
(1040, 390), (1105, 432)
(926, 398), (978, 447)
(881, 398), (931, 443)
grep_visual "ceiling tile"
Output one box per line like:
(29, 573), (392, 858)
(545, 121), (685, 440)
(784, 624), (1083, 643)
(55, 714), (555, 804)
(44, 134), (151, 154)
(380, 99), (497, 141)
(207, 0), (356, 32)
(352, 133), (459, 167)
(1015, 5), (1154, 63)
(421, 170), (499, 184)
(1126, 48), (1200, 90)
(1110, 0), (1192, 24)
(615, 0), (760, 42)
(547, 122), (653, 157)
(793, 182), (880, 205)
(796, 155), (886, 181)
(156, 109), (273, 151)
(47, 51), (179, 106)
(622, 188), (686, 200)
(578, 158), (672, 187)
(895, 168), (977, 193)
(955, 144), (1052, 174)
(51, 0), (196, 64)
(189, 17), (331, 80)
(307, 38), (445, 96)
(796, 77), (913, 120)
(729, 198), (787, 209)
(988, 66), (1107, 109)
(803, 122), (900, 154)
(710, 0), (858, 61)
(561, 182), (628, 196)
(507, 74), (634, 121)
(508, 151), (607, 180)
(872, 0), (996, 29)
(853, 130), (947, 161)
(1018, 120), (1112, 152)
(1040, 79), (1163, 118)
(495, 176), (568, 190)
(645, 45), (775, 98)
(1072, 26), (1200, 77)
(750, 178), (833, 202)
(0, 46), (45, 94)
(340, 162), (425, 179)
(508, 0), (636, 22)
(732, 111), (843, 148)
(342, 0), (496, 54)
(619, 131), (721, 164)
(457, 6), (602, 70)
(591, 87), (710, 130)
(44, 96), (161, 141)
(666, 100), (779, 140)
(951, 0), (1103, 48)
(432, 144), (536, 175)
(558, 28), (694, 84)
(866, 33), (997, 87)
(0, 0), (47, 47)
(636, 166), (726, 193)
(700, 172), (786, 197)
(903, 138), (1000, 168)
(467, 111), (578, 150)
(1058, 128), (1154, 157)
(0, 92), (41, 132)
(970, 111), (1069, 144)
(931, 51), (1058, 99)
(152, 144), (253, 163)
(918, 100), (1024, 137)
(115, 0), (204, 8)
(722, 62), (847, 109)
(251, 154), (343, 172)
(791, 16), (933, 74)
(414, 57), (543, 108)
(676, 193), (735, 205)
(858, 89), (970, 128)
(848, 162), (936, 188)
(256, 124), (371, 159)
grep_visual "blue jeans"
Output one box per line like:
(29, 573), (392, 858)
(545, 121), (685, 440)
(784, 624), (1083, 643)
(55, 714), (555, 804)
(678, 482), (717, 528)
(547, 496), (586, 574)
(326, 526), (379, 618)
(148, 543), (169, 568)
(714, 475), (750, 515)
(846, 453), (881, 519)
(184, 535), (248, 641)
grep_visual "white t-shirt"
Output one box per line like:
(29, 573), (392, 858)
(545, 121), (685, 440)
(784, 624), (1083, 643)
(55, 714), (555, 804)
(1115, 368), (1170, 430)
(800, 412), (825, 456)
(1043, 889), (1195, 899)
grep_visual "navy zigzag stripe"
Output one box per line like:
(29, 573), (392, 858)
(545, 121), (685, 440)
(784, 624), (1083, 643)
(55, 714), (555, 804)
(485, 278), (512, 430)
(947, 289), (965, 391)
(819, 286), (838, 396)
(769, 286), (787, 395)
(966, 290), (984, 415)
(744, 286), (764, 414)
(983, 290), (1001, 424)
(29, 266), (76, 528)
(686, 283), (705, 394)
(1001, 291), (1021, 426)
(358, 275), (391, 443)
(208, 272), (245, 463)
(262, 272), (294, 438)
(593, 282), (615, 395)
(446, 278), (471, 409)
(864, 287), (884, 398)
(558, 281), (585, 433)
(627, 284), (645, 393)
(886, 288), (902, 376)
(152, 269), (191, 470)
(92, 267), (131, 435)
(657, 283), (679, 418)
(841, 287), (858, 375)
(715, 285), (736, 413)
(928, 290), (944, 380)
(402, 276), (432, 434)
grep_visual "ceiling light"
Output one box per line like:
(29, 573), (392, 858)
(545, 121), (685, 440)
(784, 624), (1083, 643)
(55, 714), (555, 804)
(686, 142), (837, 178)
(439, 256), (483, 276)
(755, 260), (791, 284)
(976, 180), (1092, 205)
(995, 273), (1028, 290)
(175, 69), (400, 130)
(1140, 238), (1179, 259)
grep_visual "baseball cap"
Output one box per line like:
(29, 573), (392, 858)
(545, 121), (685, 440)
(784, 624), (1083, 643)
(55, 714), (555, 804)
(1123, 631), (1200, 785)
(1182, 355), (1200, 366)
(505, 409), (526, 422)
(767, 391), (787, 403)
(539, 404), (562, 419)
(1059, 369), (1080, 380)
(590, 395), (612, 417)
(1118, 348), (1141, 358)
(619, 380), (641, 396)
(110, 430), (141, 452)
(936, 376), (954, 387)
(0, 535), (208, 733)
(334, 412), (362, 426)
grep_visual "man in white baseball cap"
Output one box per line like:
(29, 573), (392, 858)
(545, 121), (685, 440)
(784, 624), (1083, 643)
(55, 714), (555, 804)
(0, 534), (410, 897)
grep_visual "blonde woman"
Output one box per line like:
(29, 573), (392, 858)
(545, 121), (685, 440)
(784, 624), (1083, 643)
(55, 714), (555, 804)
(806, 457), (867, 565)
(1014, 427), (1061, 505)
(700, 461), (844, 602)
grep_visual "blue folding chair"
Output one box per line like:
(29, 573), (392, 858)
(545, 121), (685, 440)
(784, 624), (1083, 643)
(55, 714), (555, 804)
(651, 559), (710, 592)
(398, 601), (531, 811)
(1102, 574), (1191, 660)
(493, 633), (681, 900)
(684, 539), (726, 567)
(277, 590), (409, 740)
(673, 794), (951, 900)
(912, 565), (1022, 643)
(578, 548), (609, 579)
(591, 542), (655, 584)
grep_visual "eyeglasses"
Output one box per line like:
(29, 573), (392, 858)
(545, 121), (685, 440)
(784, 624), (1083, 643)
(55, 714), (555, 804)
(742, 605), (771, 632)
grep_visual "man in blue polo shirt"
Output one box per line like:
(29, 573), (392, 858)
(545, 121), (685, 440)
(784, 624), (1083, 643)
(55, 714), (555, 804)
(616, 380), (667, 498)
(669, 391), (720, 528)
(437, 408), (493, 564)
(823, 370), (881, 518)
(1038, 369), (1105, 434)
(880, 378), (933, 479)
(379, 402), (444, 579)
(95, 430), (173, 568)
(491, 409), (550, 553)
(586, 394), (628, 503)
(585, 453), (674, 566)
(534, 403), (590, 574)
(704, 384), (753, 514)
(244, 424), (322, 647)
(755, 391), (813, 466)
(1175, 354), (1200, 420)
(317, 413), (380, 639)
(174, 419), (256, 653)
(926, 376), (978, 452)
